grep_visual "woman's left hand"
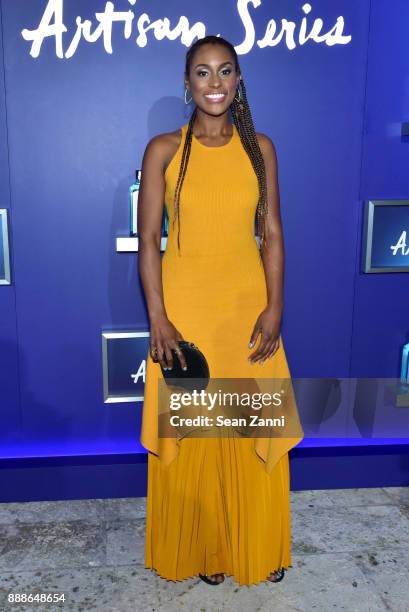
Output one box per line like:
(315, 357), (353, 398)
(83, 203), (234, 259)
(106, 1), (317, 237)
(248, 306), (282, 364)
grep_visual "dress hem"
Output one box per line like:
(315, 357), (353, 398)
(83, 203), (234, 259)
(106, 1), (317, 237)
(144, 562), (294, 587)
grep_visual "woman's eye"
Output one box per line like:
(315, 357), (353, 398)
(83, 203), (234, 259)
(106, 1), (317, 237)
(197, 68), (232, 77)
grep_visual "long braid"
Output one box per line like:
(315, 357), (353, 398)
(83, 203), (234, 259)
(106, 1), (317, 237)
(230, 76), (268, 253)
(173, 36), (268, 255)
(172, 106), (197, 254)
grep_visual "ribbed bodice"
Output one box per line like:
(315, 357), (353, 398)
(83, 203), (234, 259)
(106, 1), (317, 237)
(164, 123), (260, 260)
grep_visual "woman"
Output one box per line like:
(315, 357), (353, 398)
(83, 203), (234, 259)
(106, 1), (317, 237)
(138, 35), (303, 586)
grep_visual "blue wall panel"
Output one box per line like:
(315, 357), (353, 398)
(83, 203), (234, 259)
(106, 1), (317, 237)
(351, 0), (409, 377)
(0, 2), (21, 450)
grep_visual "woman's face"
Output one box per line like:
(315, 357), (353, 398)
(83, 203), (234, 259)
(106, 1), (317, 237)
(185, 43), (240, 115)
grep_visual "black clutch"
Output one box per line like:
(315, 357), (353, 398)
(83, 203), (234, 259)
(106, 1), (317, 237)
(160, 340), (210, 392)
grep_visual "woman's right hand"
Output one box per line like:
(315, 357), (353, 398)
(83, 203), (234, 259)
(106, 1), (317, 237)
(149, 314), (187, 371)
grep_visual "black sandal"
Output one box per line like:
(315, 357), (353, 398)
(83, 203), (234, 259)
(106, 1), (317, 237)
(267, 567), (285, 582)
(199, 573), (224, 585)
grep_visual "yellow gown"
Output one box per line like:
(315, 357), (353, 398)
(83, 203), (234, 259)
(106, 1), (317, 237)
(140, 122), (304, 586)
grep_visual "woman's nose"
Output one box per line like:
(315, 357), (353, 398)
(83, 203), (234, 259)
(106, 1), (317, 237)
(209, 74), (221, 87)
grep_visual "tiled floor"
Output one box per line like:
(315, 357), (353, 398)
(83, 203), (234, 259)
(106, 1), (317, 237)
(0, 487), (408, 611)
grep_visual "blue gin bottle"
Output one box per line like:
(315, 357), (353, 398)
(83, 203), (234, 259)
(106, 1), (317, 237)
(129, 169), (141, 236)
(162, 206), (169, 237)
(401, 342), (409, 384)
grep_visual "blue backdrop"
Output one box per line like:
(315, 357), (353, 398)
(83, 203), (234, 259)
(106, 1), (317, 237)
(0, 0), (408, 494)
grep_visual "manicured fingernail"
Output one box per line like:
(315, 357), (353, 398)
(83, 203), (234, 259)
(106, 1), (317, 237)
(183, 366), (187, 371)
(249, 342), (253, 348)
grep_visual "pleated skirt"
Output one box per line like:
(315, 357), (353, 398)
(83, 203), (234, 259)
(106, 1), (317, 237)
(144, 435), (293, 587)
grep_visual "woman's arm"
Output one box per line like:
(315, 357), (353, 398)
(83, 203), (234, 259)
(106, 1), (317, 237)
(138, 136), (168, 320)
(137, 134), (187, 371)
(248, 134), (284, 364)
(258, 133), (284, 312)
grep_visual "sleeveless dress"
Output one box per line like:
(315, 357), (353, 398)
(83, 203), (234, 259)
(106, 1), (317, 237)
(140, 122), (303, 586)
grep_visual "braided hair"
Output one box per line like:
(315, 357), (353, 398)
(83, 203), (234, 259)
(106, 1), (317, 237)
(172, 35), (268, 256)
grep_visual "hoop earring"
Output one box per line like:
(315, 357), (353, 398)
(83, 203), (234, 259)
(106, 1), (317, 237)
(234, 87), (241, 103)
(184, 88), (192, 104)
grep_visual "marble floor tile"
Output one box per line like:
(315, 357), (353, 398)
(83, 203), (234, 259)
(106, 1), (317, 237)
(0, 487), (408, 611)
(0, 565), (159, 612)
(0, 499), (105, 526)
(105, 518), (146, 566)
(0, 520), (106, 572)
(292, 503), (409, 555)
(104, 497), (146, 521)
(290, 487), (395, 510)
(382, 486), (409, 507)
(352, 547), (409, 612)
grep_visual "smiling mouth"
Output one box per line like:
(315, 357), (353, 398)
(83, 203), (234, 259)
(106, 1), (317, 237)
(204, 93), (227, 103)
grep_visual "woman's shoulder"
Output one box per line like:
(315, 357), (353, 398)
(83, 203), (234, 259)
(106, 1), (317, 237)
(143, 126), (185, 172)
(255, 132), (276, 154)
(146, 126), (184, 152)
(255, 132), (278, 167)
